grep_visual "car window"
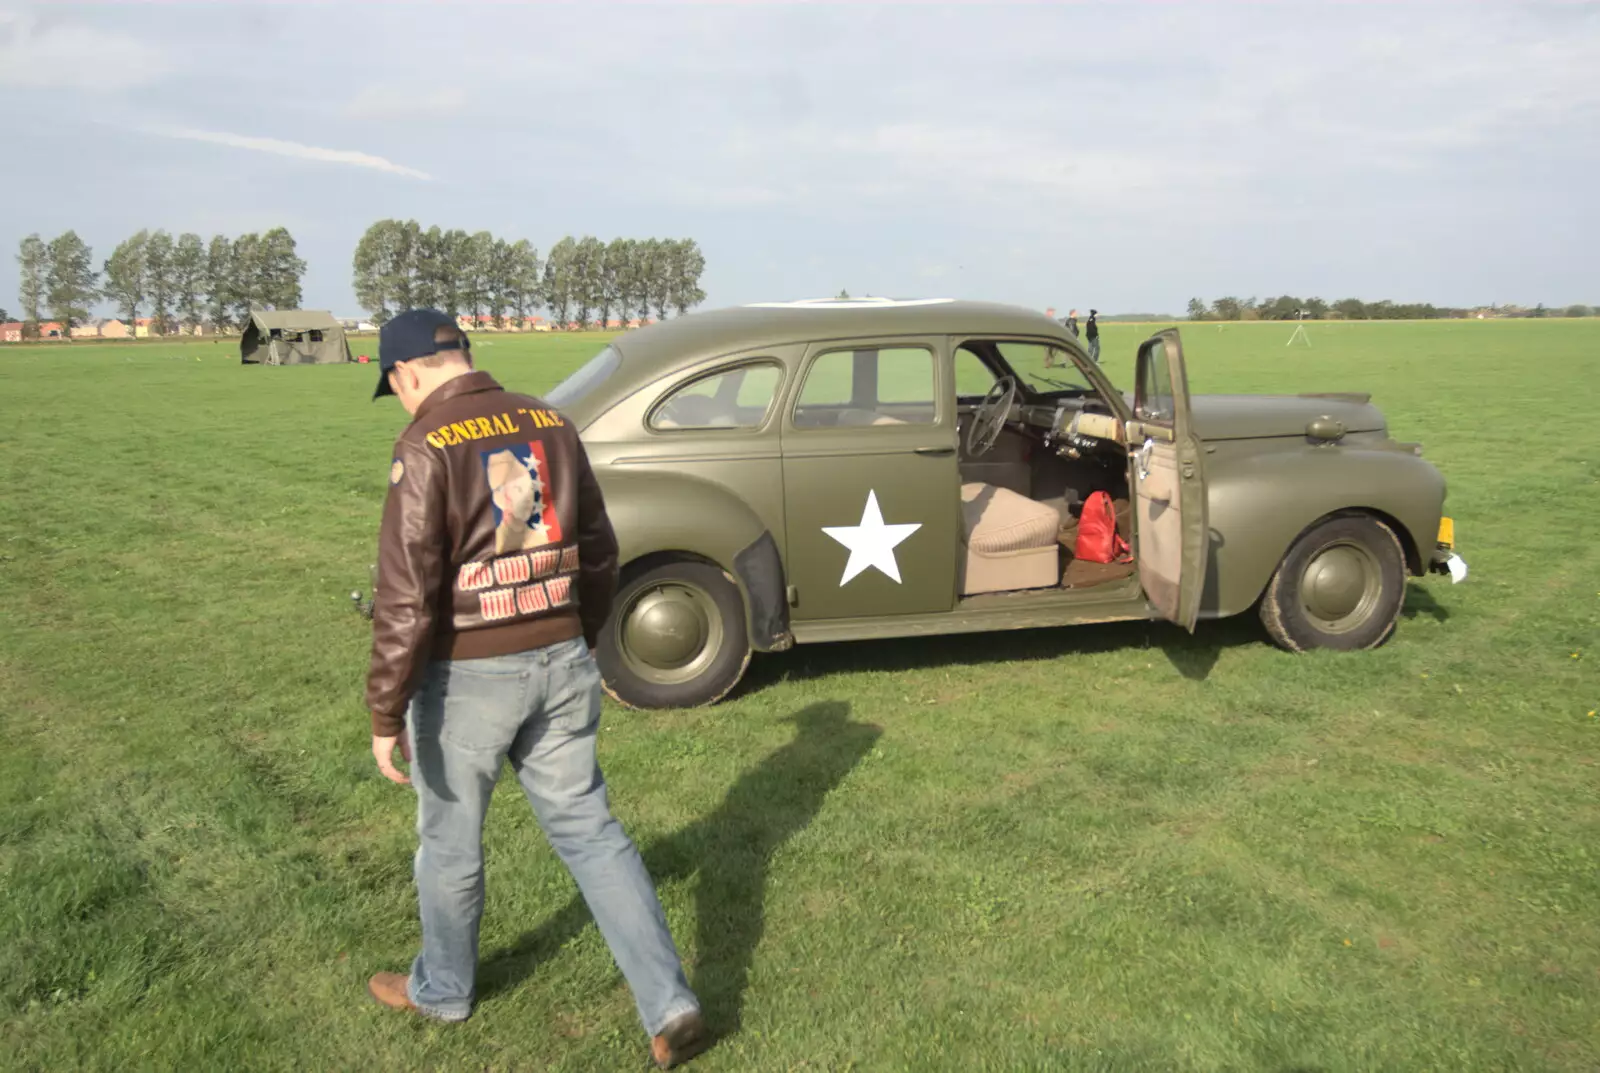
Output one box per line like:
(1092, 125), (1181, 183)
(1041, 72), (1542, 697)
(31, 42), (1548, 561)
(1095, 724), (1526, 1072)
(793, 346), (936, 428)
(545, 345), (621, 408)
(793, 352), (852, 408)
(954, 346), (998, 400)
(650, 362), (782, 430)
(876, 348), (935, 405)
(995, 342), (1092, 392)
(736, 368), (780, 407)
(1136, 341), (1176, 424)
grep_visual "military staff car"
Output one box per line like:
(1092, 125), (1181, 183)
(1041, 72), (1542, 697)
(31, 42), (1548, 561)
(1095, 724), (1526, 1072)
(541, 298), (1466, 709)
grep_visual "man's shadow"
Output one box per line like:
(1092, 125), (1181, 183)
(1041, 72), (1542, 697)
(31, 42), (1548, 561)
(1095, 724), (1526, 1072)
(478, 700), (881, 1035)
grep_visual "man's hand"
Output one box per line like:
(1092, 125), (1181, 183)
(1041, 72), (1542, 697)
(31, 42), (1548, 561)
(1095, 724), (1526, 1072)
(372, 732), (412, 785)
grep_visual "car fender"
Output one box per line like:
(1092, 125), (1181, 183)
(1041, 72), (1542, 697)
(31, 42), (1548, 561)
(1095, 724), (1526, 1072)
(594, 467), (792, 651)
(1201, 445), (1446, 618)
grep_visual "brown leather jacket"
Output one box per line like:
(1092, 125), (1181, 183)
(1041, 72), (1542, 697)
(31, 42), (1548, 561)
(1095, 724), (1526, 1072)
(364, 370), (618, 735)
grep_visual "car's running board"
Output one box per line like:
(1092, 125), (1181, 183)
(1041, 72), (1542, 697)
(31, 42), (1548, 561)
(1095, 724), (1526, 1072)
(1299, 392), (1372, 404)
(790, 589), (1152, 644)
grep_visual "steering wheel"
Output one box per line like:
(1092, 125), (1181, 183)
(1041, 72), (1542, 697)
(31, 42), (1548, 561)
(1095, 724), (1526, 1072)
(965, 374), (1018, 457)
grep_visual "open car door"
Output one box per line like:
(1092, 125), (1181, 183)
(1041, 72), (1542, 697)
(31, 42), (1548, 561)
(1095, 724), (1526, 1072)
(1128, 329), (1208, 631)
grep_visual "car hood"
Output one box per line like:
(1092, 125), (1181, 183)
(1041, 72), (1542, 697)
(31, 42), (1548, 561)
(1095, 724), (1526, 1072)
(1126, 393), (1387, 441)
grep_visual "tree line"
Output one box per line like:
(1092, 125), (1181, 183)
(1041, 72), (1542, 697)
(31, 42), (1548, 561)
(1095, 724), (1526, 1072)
(1185, 295), (1594, 321)
(12, 229), (306, 337)
(352, 220), (707, 329)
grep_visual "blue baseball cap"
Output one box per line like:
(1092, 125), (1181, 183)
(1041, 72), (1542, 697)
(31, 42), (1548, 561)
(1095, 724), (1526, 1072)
(373, 308), (471, 399)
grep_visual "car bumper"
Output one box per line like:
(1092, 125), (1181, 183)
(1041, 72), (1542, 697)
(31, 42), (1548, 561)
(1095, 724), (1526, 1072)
(1430, 550), (1468, 583)
(1428, 516), (1467, 582)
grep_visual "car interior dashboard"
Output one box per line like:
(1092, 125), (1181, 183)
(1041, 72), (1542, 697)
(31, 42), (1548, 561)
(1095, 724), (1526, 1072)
(958, 389), (1126, 489)
(959, 390), (1126, 455)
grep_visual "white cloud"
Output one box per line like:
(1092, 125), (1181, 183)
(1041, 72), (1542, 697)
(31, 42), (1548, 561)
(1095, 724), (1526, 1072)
(636, 119), (1239, 216)
(343, 83), (468, 121)
(504, 6), (1587, 216)
(1166, 6), (1600, 176)
(4, 2), (1597, 313)
(144, 126), (433, 180)
(0, 8), (169, 90)
(866, 123), (1240, 206)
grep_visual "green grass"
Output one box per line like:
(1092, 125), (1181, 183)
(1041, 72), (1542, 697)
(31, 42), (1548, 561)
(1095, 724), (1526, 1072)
(2, 319), (1598, 1071)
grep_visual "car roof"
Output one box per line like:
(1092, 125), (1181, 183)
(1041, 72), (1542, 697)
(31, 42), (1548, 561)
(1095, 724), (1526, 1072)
(611, 298), (1075, 381)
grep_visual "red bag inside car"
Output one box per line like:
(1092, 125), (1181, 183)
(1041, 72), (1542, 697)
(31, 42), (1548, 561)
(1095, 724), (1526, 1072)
(1074, 490), (1132, 564)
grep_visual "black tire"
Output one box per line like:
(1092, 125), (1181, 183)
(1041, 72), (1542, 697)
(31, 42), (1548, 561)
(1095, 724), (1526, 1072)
(1260, 514), (1407, 653)
(595, 559), (752, 709)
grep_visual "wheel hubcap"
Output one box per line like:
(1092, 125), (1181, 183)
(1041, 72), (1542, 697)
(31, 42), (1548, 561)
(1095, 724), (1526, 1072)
(618, 582), (723, 685)
(1299, 541), (1381, 633)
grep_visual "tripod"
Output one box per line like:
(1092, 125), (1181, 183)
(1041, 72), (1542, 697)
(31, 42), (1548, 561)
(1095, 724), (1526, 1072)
(1286, 310), (1311, 347)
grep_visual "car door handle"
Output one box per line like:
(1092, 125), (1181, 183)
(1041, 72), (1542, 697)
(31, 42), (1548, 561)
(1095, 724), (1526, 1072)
(914, 445), (954, 455)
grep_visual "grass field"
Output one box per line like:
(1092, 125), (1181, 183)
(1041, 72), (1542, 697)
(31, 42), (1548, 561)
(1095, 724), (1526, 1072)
(2, 318), (1597, 1071)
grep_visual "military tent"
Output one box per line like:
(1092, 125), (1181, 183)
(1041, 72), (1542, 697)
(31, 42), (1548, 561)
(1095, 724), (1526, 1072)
(240, 310), (352, 365)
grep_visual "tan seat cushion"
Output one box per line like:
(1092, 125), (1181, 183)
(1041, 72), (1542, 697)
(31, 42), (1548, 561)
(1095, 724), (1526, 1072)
(960, 483), (1061, 553)
(837, 409), (906, 427)
(958, 483), (1063, 595)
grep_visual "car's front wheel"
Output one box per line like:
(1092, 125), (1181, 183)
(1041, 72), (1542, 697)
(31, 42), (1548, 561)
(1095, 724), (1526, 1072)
(595, 558), (752, 709)
(1260, 514), (1407, 652)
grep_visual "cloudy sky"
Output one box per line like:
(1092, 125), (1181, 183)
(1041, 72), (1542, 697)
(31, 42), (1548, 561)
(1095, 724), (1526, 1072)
(3, 1), (1597, 318)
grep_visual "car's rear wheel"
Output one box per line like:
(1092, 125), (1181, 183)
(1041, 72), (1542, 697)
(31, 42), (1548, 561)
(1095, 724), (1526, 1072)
(595, 559), (752, 709)
(1260, 514), (1407, 652)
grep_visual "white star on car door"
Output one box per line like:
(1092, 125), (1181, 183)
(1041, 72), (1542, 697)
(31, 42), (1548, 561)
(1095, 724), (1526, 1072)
(821, 490), (922, 585)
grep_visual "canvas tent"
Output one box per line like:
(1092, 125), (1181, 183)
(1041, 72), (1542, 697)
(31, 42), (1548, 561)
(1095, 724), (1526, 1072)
(240, 310), (352, 365)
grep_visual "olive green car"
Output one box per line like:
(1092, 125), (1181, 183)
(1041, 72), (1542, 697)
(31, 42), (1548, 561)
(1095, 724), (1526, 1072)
(542, 298), (1467, 709)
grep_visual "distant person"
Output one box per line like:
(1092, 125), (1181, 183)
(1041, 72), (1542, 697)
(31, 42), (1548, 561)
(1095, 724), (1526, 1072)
(1063, 309), (1079, 337)
(1085, 309), (1100, 363)
(362, 309), (710, 1069)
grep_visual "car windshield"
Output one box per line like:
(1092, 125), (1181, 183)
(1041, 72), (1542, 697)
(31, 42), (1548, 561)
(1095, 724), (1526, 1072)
(545, 345), (621, 409)
(979, 342), (1096, 395)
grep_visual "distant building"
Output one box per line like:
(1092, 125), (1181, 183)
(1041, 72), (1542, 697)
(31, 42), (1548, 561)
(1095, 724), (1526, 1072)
(442, 313), (581, 333)
(71, 320), (101, 338)
(1, 322), (22, 343)
(101, 318), (130, 338)
(39, 321), (63, 339)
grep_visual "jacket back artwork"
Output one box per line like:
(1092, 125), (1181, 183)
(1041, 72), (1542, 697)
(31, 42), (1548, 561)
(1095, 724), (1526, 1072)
(364, 371), (619, 733)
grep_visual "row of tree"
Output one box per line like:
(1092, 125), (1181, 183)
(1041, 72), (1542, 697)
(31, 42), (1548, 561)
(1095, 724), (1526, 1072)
(1185, 295), (1595, 321)
(352, 220), (707, 328)
(13, 229), (307, 336)
(15, 233), (98, 335)
(19, 229), (1586, 335)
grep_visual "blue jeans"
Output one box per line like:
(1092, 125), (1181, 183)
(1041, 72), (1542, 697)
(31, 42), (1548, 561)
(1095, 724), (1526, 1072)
(401, 638), (699, 1032)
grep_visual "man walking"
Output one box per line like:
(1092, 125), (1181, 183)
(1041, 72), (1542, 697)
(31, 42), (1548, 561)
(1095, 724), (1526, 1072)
(362, 309), (709, 1069)
(1085, 308), (1100, 363)
(1063, 308), (1080, 337)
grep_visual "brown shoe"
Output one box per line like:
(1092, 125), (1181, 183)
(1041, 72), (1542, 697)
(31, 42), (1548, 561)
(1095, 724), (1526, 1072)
(650, 1009), (712, 1069)
(367, 972), (419, 1015)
